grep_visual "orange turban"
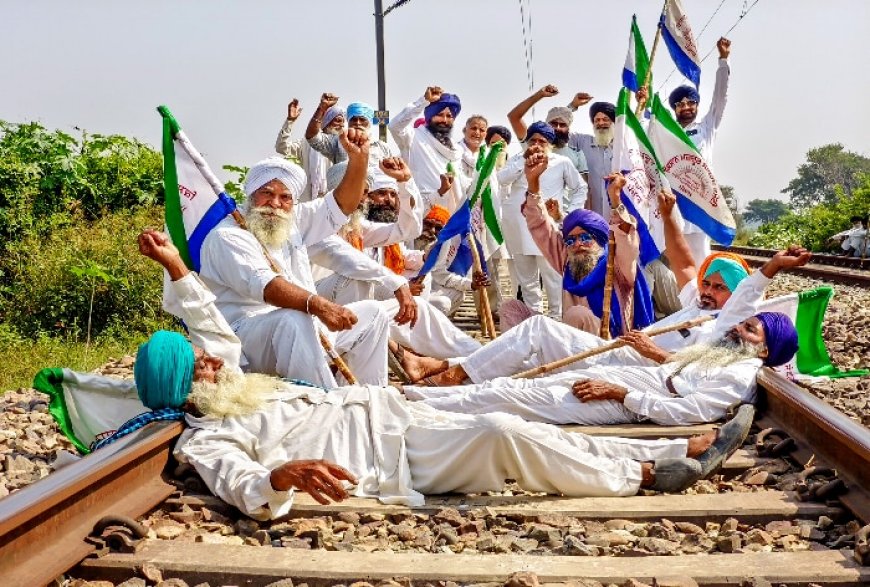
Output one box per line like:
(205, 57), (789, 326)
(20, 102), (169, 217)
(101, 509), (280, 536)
(425, 205), (450, 226)
(697, 252), (751, 290)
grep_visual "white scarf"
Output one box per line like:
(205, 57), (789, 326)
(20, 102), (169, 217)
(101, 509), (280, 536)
(409, 126), (462, 211)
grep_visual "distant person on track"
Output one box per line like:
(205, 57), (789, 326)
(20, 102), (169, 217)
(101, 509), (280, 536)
(829, 215), (868, 257)
(120, 228), (754, 520)
(274, 98), (343, 202)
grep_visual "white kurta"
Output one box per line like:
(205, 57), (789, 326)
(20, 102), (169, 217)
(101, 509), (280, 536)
(196, 193), (391, 386)
(169, 270), (688, 520)
(389, 96), (468, 214)
(274, 117), (330, 203)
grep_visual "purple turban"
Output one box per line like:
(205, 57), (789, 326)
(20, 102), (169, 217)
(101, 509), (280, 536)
(755, 312), (799, 367)
(562, 209), (609, 246)
(526, 121), (555, 144)
(668, 85), (701, 109)
(424, 93), (461, 123)
(589, 102), (616, 122)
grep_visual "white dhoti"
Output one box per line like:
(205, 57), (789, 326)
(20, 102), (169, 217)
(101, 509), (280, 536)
(234, 300), (391, 387)
(404, 402), (686, 496)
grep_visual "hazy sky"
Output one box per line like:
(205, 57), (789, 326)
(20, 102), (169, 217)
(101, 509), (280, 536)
(2, 0), (868, 207)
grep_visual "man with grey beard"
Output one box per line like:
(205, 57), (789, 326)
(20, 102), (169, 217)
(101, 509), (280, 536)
(119, 228), (752, 521)
(404, 311), (798, 427)
(191, 129), (396, 388)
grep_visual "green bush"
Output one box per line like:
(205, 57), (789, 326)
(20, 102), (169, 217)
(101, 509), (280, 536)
(750, 178), (870, 251)
(0, 206), (175, 339)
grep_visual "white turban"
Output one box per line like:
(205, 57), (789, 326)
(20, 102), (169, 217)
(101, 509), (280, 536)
(370, 171), (398, 193)
(546, 106), (574, 126)
(244, 157), (307, 201)
(325, 161), (374, 193)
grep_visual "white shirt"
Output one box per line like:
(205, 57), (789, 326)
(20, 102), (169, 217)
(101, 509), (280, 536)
(681, 58), (730, 164)
(497, 151), (584, 256)
(197, 192), (349, 328)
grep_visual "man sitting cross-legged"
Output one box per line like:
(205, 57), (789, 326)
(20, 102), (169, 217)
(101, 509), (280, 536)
(134, 228), (752, 520)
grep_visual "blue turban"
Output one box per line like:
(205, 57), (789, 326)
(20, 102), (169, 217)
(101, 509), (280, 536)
(486, 125), (512, 145)
(526, 121), (556, 144)
(668, 85), (701, 109)
(755, 312), (799, 367)
(562, 208), (609, 246)
(424, 94), (461, 123)
(346, 102), (375, 123)
(322, 106), (345, 128)
(589, 102), (616, 122)
(134, 331), (195, 410)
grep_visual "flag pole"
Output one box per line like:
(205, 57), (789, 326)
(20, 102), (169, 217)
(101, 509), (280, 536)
(467, 233), (497, 338)
(514, 315), (713, 379)
(635, 1), (668, 117)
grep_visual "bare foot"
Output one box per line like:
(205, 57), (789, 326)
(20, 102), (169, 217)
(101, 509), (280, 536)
(396, 347), (449, 383)
(424, 364), (470, 387)
(686, 430), (717, 458)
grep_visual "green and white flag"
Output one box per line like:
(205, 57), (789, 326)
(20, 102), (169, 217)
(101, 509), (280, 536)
(647, 93), (736, 245)
(759, 287), (867, 381)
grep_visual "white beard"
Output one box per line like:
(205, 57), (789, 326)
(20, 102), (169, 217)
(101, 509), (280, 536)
(338, 207), (366, 243)
(667, 337), (764, 371)
(593, 127), (614, 147)
(188, 370), (285, 418)
(247, 206), (293, 248)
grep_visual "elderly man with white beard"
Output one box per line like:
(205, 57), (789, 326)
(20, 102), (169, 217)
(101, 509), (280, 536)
(193, 129), (394, 387)
(307, 159), (483, 361)
(403, 310), (797, 427)
(126, 229), (755, 520)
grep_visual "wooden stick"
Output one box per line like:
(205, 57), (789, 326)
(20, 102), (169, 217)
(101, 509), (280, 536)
(634, 1), (667, 117)
(230, 210), (358, 384)
(513, 314), (714, 379)
(599, 230), (617, 340)
(467, 233), (497, 338)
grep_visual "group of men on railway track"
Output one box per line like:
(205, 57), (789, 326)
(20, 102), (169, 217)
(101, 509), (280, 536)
(42, 40), (825, 518)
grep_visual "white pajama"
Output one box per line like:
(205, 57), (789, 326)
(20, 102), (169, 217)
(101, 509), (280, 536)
(510, 253), (563, 318)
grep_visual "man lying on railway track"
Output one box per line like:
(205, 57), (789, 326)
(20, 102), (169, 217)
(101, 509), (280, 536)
(129, 228), (753, 520)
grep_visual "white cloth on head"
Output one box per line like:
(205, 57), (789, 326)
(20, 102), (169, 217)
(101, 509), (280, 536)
(244, 157), (307, 201)
(371, 172), (399, 193)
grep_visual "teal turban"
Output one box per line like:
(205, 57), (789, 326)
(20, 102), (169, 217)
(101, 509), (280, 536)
(704, 258), (749, 292)
(134, 330), (195, 410)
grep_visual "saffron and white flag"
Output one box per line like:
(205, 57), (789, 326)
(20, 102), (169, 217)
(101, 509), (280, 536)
(622, 14), (651, 93)
(612, 88), (662, 266)
(159, 105), (237, 271)
(647, 93), (735, 245)
(661, 0), (701, 87)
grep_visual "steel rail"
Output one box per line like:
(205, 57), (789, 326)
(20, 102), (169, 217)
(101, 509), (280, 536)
(714, 245), (870, 286)
(0, 420), (181, 586)
(757, 368), (870, 522)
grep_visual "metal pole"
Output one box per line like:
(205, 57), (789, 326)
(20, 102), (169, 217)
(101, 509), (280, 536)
(374, 0), (387, 142)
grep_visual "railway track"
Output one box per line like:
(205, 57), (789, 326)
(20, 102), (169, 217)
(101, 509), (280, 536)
(714, 245), (870, 287)
(3, 291), (870, 586)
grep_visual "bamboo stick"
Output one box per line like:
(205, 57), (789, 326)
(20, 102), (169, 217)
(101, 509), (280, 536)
(467, 233), (497, 338)
(599, 230), (617, 339)
(634, 1), (667, 117)
(513, 314), (713, 379)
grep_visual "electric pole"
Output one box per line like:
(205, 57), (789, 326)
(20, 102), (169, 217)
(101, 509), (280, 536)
(374, 0), (388, 141)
